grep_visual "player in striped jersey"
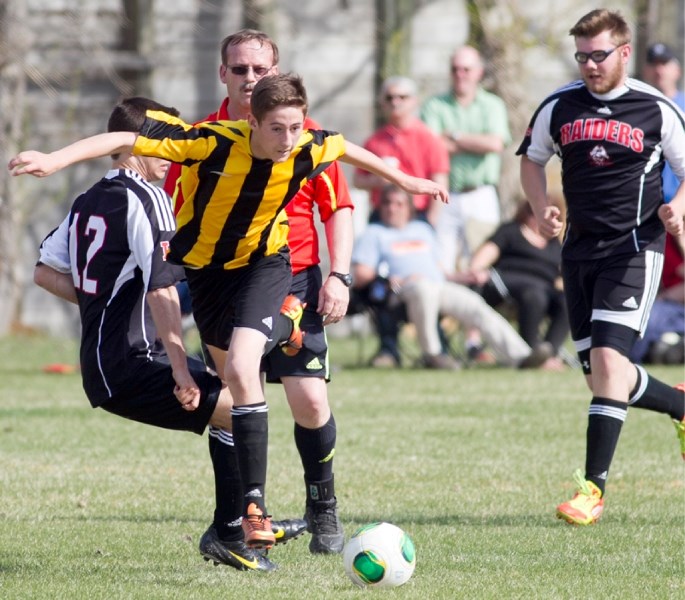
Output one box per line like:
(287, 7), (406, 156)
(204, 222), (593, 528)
(163, 30), (353, 555)
(30, 97), (300, 571)
(517, 8), (685, 525)
(10, 75), (448, 550)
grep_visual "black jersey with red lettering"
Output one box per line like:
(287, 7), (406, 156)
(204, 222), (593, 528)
(38, 169), (183, 406)
(517, 78), (685, 260)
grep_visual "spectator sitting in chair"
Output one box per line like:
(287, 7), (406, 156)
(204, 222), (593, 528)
(351, 185), (554, 370)
(468, 200), (570, 370)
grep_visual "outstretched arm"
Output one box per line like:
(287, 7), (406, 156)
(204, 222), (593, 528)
(341, 141), (449, 204)
(8, 132), (137, 177)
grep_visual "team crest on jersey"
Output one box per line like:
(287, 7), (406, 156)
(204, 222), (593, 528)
(160, 240), (170, 261)
(589, 144), (612, 167)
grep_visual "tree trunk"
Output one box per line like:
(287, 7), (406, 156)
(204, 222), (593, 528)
(468, 0), (540, 217)
(0, 1), (28, 334)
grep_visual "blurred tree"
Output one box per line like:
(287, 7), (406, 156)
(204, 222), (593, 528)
(244, 0), (275, 31)
(375, 0), (416, 106)
(0, 1), (28, 334)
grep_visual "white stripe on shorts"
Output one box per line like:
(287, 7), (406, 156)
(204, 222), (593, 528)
(592, 250), (663, 334)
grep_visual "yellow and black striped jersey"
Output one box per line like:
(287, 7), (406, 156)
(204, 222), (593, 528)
(133, 110), (346, 269)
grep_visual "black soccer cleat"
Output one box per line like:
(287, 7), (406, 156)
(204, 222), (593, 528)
(271, 517), (308, 545)
(199, 526), (277, 572)
(305, 499), (345, 554)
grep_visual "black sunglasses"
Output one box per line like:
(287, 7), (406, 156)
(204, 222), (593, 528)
(385, 94), (410, 102)
(574, 45), (623, 64)
(225, 64), (271, 76)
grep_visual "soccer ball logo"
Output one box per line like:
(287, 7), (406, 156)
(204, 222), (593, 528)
(342, 522), (416, 588)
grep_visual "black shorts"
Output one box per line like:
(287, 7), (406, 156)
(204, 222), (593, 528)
(100, 356), (223, 435)
(563, 249), (663, 356)
(262, 266), (329, 383)
(186, 250), (292, 350)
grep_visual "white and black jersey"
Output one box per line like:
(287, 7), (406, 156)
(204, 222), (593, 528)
(38, 169), (183, 406)
(517, 78), (685, 260)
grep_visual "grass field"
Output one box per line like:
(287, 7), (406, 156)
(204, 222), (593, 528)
(1, 333), (683, 599)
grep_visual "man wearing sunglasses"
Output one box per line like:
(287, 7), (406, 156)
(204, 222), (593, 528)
(421, 46), (511, 275)
(518, 8), (685, 526)
(163, 30), (352, 557)
(353, 76), (449, 226)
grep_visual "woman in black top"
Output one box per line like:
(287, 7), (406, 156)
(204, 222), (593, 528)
(469, 201), (570, 362)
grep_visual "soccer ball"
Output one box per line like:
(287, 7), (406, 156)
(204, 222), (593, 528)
(342, 522), (416, 588)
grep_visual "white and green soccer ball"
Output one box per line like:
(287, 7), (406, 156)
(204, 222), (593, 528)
(342, 522), (416, 588)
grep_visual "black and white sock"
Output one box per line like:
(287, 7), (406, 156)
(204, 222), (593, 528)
(208, 426), (243, 541)
(585, 396), (627, 494)
(629, 364), (685, 421)
(231, 402), (269, 513)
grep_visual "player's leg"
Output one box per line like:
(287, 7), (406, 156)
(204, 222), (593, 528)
(592, 251), (684, 455)
(225, 255), (293, 550)
(263, 266), (344, 553)
(558, 251), (683, 525)
(556, 258), (607, 524)
(201, 413), (276, 572)
(283, 376), (344, 553)
(100, 359), (276, 571)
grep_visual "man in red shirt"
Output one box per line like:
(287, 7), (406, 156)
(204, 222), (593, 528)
(354, 75), (449, 225)
(164, 30), (352, 555)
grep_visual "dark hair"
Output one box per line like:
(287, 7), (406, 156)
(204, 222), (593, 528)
(107, 97), (179, 159)
(220, 29), (279, 66)
(569, 9), (631, 46)
(513, 201), (534, 225)
(250, 73), (308, 123)
(379, 184), (415, 218)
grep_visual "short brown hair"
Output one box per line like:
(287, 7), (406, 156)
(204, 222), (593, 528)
(250, 73), (308, 123)
(569, 9), (631, 46)
(220, 29), (279, 66)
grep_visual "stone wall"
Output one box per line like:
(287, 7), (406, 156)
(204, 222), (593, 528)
(15, 0), (679, 335)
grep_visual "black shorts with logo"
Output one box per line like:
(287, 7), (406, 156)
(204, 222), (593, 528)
(186, 250), (292, 351)
(563, 249), (662, 357)
(262, 265), (329, 383)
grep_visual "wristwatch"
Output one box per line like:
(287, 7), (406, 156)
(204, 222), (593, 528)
(329, 272), (353, 287)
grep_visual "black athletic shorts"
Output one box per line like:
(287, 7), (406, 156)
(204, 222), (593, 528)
(100, 356), (223, 435)
(185, 250), (292, 350)
(562, 249), (662, 356)
(262, 265), (329, 383)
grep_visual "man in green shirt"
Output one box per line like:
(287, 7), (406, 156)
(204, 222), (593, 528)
(421, 45), (511, 274)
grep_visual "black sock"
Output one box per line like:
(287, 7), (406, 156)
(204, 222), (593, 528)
(629, 364), (685, 420)
(208, 426), (243, 541)
(294, 413), (337, 482)
(585, 396), (627, 494)
(231, 403), (269, 513)
(305, 475), (337, 506)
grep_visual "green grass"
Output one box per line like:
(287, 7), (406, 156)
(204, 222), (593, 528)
(1, 334), (683, 599)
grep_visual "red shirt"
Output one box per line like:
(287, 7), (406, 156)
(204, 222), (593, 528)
(661, 233), (684, 291)
(163, 98), (353, 274)
(355, 117), (449, 211)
